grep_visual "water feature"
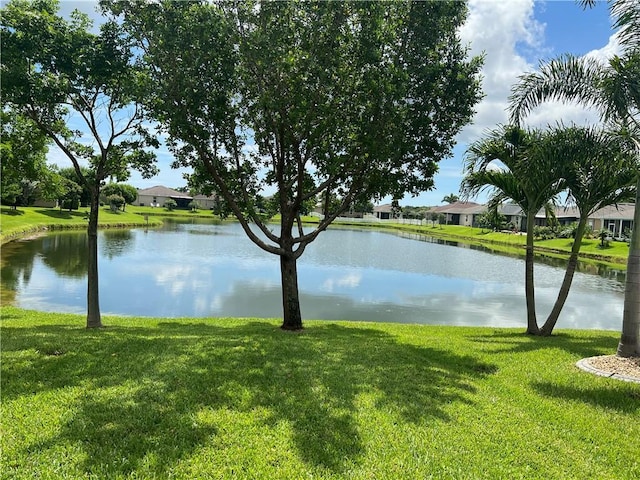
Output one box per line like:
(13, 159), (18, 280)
(1, 219), (626, 330)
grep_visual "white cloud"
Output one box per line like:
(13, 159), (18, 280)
(458, 0), (620, 140)
(457, 0), (543, 142)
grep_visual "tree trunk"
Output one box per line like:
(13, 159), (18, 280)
(86, 189), (103, 328)
(617, 182), (640, 357)
(280, 251), (303, 330)
(540, 217), (588, 336)
(525, 212), (539, 335)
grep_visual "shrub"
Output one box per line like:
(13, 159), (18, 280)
(164, 198), (177, 211)
(106, 194), (125, 212)
(533, 225), (555, 240)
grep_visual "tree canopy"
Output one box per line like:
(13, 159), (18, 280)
(0, 109), (52, 207)
(106, 0), (483, 329)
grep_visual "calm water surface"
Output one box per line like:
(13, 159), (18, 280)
(1, 220), (626, 330)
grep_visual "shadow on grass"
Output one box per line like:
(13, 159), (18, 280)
(468, 330), (618, 359)
(2, 321), (497, 476)
(0, 208), (25, 216)
(35, 208), (88, 220)
(531, 381), (640, 413)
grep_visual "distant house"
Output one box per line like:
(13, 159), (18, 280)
(520, 203), (634, 236)
(135, 186), (193, 208)
(373, 204), (398, 220)
(427, 201), (484, 226)
(585, 203), (635, 237)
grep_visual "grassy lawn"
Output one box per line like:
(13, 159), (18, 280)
(0, 206), (220, 244)
(365, 223), (629, 268)
(2, 307), (638, 479)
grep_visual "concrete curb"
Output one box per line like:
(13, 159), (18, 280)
(576, 357), (640, 384)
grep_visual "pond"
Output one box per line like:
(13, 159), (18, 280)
(0, 219), (627, 330)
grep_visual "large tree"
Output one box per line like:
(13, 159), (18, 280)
(509, 0), (640, 356)
(0, 109), (51, 207)
(535, 125), (637, 335)
(106, 0), (483, 330)
(1, 0), (158, 328)
(462, 125), (565, 335)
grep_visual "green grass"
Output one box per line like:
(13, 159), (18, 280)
(0, 206), (222, 244)
(2, 307), (638, 479)
(337, 222), (629, 268)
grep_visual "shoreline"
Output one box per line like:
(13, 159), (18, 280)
(1, 206), (628, 268)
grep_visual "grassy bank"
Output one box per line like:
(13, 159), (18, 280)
(2, 307), (638, 479)
(320, 220), (629, 269)
(0, 205), (219, 244)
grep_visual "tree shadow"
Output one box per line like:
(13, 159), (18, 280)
(531, 381), (640, 414)
(468, 330), (618, 359)
(34, 208), (88, 220)
(0, 208), (25, 216)
(2, 321), (497, 476)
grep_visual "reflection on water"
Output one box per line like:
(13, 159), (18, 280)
(0, 220), (627, 330)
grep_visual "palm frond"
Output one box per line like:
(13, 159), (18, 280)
(611, 0), (640, 51)
(508, 55), (608, 124)
(460, 169), (525, 209)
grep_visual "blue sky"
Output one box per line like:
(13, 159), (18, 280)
(50, 0), (618, 206)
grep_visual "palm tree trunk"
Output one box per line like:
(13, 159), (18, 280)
(617, 181), (640, 357)
(525, 212), (539, 335)
(541, 217), (588, 336)
(86, 188), (103, 328)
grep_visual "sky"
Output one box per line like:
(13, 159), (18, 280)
(48, 0), (618, 207)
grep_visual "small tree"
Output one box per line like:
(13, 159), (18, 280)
(437, 213), (446, 228)
(106, 194), (125, 212)
(59, 178), (82, 212)
(430, 211), (439, 228)
(102, 183), (137, 211)
(598, 229), (611, 248)
(187, 200), (200, 212)
(2, 0), (158, 328)
(476, 206), (506, 232)
(462, 125), (565, 335)
(164, 198), (177, 211)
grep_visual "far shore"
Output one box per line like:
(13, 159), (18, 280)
(1, 205), (629, 269)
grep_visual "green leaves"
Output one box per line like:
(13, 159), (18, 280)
(1, 0), (158, 188)
(110, 1), (482, 250)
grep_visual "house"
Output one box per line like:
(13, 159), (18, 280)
(531, 203), (635, 237)
(373, 204), (399, 220)
(587, 203), (635, 237)
(421, 201), (635, 234)
(426, 201), (484, 226)
(536, 205), (580, 227)
(135, 186), (193, 208)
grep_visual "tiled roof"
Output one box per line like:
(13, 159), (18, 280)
(373, 204), (394, 213)
(590, 203), (636, 220)
(429, 201), (482, 214)
(137, 186), (193, 199)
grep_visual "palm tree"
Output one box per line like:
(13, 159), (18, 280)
(535, 125), (637, 336)
(462, 125), (565, 335)
(442, 193), (460, 204)
(509, 0), (640, 356)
